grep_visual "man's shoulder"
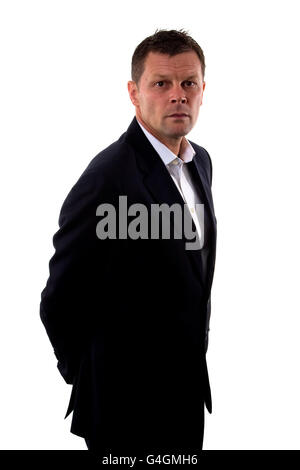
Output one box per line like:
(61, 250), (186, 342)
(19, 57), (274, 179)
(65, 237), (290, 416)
(188, 140), (213, 186)
(58, 131), (135, 215)
(188, 140), (210, 160)
(70, 129), (135, 193)
(83, 131), (132, 176)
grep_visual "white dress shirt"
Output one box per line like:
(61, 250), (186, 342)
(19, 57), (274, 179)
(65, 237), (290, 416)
(137, 119), (203, 244)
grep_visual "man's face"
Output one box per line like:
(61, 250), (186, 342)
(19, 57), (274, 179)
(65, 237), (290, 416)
(128, 51), (205, 142)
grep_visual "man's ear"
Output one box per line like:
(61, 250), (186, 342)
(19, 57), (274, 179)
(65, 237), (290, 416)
(127, 80), (139, 107)
(199, 81), (206, 107)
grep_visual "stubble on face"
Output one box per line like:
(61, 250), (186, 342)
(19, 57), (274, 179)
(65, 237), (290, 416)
(130, 51), (205, 153)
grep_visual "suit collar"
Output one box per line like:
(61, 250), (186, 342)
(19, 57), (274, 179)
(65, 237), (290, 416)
(136, 118), (196, 165)
(124, 116), (215, 220)
(124, 116), (187, 209)
(124, 116), (216, 295)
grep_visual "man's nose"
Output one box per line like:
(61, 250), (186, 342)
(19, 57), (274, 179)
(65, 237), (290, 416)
(170, 84), (187, 103)
(170, 96), (187, 103)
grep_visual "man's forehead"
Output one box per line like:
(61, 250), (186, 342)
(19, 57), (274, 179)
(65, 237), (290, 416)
(143, 51), (202, 79)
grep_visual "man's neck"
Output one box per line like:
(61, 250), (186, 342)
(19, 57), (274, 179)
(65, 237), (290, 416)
(136, 116), (185, 157)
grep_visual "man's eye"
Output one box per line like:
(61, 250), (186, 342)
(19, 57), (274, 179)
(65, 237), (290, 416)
(184, 81), (196, 87)
(155, 81), (165, 87)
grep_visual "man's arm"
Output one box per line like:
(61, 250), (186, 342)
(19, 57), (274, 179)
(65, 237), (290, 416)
(204, 148), (213, 187)
(200, 147), (214, 354)
(205, 295), (211, 354)
(39, 170), (104, 384)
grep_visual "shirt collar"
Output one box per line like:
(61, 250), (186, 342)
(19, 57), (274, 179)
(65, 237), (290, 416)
(137, 119), (196, 166)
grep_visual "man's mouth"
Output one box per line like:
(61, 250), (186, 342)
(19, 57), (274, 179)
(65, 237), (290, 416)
(168, 113), (189, 118)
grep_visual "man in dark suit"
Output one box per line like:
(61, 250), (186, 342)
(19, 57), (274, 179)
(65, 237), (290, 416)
(39, 29), (217, 457)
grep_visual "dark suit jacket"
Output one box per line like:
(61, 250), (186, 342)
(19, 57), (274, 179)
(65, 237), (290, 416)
(40, 116), (217, 452)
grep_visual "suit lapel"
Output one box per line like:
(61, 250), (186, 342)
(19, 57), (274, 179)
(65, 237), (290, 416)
(124, 117), (216, 295)
(186, 157), (217, 296)
(125, 116), (186, 207)
(189, 156), (216, 228)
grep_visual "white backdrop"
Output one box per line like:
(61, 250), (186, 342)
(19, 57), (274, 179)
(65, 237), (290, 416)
(1, 0), (300, 450)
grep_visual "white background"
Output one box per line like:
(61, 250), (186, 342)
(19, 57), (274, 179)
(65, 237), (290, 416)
(1, 0), (300, 450)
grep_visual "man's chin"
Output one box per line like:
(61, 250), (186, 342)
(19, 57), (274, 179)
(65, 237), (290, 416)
(165, 125), (191, 139)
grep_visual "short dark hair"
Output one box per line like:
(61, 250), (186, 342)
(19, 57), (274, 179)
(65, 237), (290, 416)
(131, 29), (205, 86)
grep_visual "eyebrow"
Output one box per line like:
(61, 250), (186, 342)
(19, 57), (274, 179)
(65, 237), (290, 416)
(151, 74), (199, 81)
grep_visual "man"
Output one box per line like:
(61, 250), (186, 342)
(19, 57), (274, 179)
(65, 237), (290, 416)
(39, 29), (217, 456)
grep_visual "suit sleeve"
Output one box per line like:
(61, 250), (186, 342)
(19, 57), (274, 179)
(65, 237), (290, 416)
(205, 148), (213, 187)
(205, 295), (211, 354)
(201, 147), (214, 353)
(39, 171), (103, 384)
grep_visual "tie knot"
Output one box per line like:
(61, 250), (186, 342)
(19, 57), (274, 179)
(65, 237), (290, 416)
(170, 157), (183, 167)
